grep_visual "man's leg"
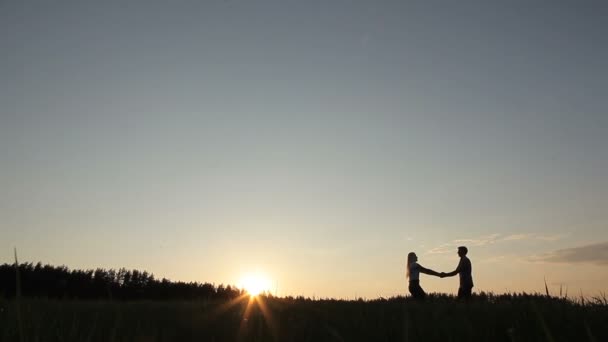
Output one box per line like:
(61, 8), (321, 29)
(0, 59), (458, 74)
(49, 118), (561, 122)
(458, 286), (472, 299)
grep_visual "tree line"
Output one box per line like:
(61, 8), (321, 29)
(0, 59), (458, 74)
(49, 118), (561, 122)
(0, 262), (245, 300)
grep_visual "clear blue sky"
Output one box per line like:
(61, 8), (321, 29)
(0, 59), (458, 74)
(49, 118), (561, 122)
(1, 0), (607, 298)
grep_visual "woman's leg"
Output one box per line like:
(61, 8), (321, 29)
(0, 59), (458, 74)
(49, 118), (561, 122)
(409, 281), (427, 299)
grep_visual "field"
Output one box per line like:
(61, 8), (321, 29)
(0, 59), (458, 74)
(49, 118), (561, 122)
(1, 293), (607, 342)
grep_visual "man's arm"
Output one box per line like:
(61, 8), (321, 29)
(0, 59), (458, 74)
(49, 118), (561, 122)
(443, 260), (462, 277)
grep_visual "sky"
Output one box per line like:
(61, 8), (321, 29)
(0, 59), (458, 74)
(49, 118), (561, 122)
(1, 0), (607, 298)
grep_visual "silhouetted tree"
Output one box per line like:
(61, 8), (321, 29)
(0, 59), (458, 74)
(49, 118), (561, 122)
(0, 262), (242, 301)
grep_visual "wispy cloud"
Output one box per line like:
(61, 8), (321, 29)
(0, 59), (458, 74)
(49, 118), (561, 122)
(427, 234), (501, 254)
(502, 233), (566, 241)
(427, 233), (567, 254)
(479, 255), (508, 264)
(453, 233), (502, 246)
(502, 234), (533, 241)
(528, 241), (608, 266)
(535, 234), (567, 242)
(426, 244), (454, 255)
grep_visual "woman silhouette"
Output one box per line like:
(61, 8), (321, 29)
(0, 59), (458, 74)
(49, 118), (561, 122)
(406, 252), (441, 299)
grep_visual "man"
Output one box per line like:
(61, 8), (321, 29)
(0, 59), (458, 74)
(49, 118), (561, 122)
(441, 246), (473, 299)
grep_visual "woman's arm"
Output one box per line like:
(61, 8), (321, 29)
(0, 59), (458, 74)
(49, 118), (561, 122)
(418, 265), (441, 277)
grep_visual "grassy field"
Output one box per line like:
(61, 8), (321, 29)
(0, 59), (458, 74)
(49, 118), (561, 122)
(1, 293), (607, 342)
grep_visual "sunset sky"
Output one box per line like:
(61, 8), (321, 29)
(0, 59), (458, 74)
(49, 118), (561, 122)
(1, 1), (607, 298)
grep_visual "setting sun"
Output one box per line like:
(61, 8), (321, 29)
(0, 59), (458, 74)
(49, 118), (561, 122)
(239, 273), (271, 296)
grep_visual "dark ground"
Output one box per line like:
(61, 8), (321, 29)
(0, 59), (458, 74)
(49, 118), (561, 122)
(1, 293), (607, 342)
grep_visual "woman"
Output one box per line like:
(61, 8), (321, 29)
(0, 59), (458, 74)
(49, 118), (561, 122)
(406, 252), (441, 299)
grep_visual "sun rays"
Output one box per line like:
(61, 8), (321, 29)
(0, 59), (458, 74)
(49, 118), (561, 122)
(200, 272), (277, 339)
(203, 291), (277, 340)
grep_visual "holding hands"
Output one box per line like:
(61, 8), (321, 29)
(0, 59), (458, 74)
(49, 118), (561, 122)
(439, 272), (446, 278)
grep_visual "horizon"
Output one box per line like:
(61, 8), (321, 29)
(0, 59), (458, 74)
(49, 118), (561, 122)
(3, 255), (606, 300)
(1, 1), (607, 299)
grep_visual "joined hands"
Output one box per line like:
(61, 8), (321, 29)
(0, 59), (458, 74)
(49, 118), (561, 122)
(439, 272), (446, 278)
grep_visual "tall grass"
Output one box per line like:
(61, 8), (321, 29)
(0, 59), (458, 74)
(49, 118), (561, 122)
(0, 293), (606, 342)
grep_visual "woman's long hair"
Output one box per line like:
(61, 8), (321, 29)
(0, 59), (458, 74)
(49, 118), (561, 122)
(406, 252), (416, 279)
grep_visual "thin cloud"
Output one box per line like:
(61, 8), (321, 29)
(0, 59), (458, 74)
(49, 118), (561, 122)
(479, 255), (508, 264)
(502, 234), (533, 241)
(426, 233), (567, 254)
(426, 244), (453, 255)
(453, 233), (502, 246)
(535, 234), (567, 242)
(503, 233), (568, 242)
(528, 241), (608, 266)
(427, 234), (501, 254)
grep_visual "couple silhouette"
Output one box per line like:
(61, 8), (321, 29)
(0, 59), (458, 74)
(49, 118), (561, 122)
(406, 246), (473, 300)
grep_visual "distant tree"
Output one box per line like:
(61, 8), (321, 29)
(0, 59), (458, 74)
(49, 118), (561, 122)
(0, 262), (240, 301)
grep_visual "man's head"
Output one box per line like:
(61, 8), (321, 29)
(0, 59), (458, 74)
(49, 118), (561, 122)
(457, 246), (468, 257)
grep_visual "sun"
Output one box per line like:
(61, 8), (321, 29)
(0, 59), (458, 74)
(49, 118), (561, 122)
(239, 273), (271, 296)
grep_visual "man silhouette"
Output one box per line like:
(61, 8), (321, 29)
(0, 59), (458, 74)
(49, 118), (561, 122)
(441, 246), (473, 299)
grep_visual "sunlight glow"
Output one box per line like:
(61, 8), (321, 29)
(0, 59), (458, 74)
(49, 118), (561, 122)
(239, 273), (271, 296)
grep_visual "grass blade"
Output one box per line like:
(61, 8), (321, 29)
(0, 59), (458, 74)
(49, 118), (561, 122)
(14, 247), (24, 342)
